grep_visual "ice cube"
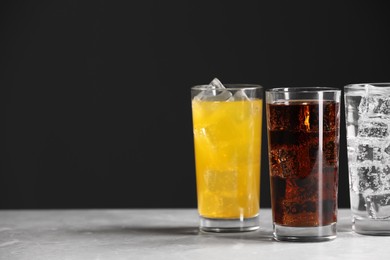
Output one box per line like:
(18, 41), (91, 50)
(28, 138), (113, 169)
(269, 146), (311, 178)
(194, 78), (233, 101)
(228, 89), (249, 101)
(366, 193), (390, 219)
(209, 78), (225, 89)
(281, 199), (319, 226)
(271, 146), (310, 178)
(285, 176), (318, 201)
(351, 166), (383, 193)
(357, 120), (389, 138)
(358, 96), (379, 114)
(204, 169), (237, 193)
(357, 144), (383, 162)
(375, 98), (390, 115)
(269, 148), (298, 178)
(359, 96), (390, 115)
(283, 200), (317, 215)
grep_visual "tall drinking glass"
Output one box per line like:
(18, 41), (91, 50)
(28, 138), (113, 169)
(191, 81), (263, 232)
(345, 83), (390, 235)
(266, 87), (341, 242)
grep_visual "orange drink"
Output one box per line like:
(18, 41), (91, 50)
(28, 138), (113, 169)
(191, 80), (263, 232)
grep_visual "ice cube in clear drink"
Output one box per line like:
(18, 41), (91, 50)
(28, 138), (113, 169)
(358, 96), (378, 115)
(359, 95), (390, 116)
(357, 120), (389, 138)
(366, 193), (390, 219)
(357, 144), (383, 162)
(375, 97), (390, 115)
(353, 166), (383, 193)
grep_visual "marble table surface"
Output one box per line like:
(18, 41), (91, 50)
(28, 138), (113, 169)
(0, 208), (389, 260)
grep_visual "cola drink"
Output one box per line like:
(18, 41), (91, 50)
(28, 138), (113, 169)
(267, 100), (340, 227)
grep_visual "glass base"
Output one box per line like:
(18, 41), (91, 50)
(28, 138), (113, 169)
(199, 215), (259, 233)
(353, 217), (390, 235)
(273, 223), (337, 242)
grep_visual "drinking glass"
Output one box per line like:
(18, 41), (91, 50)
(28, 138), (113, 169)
(266, 87), (341, 241)
(191, 82), (263, 232)
(345, 83), (390, 235)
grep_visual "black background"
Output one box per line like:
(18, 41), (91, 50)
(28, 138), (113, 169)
(1, 0), (390, 209)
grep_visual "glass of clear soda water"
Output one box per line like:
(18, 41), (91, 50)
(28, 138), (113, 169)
(345, 83), (390, 235)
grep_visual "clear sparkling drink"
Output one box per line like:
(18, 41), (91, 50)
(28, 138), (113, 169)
(345, 83), (390, 235)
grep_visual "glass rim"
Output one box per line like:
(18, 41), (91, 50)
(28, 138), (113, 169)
(191, 84), (263, 91)
(344, 83), (390, 89)
(266, 87), (340, 93)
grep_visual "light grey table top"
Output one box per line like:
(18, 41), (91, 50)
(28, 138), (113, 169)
(0, 208), (388, 260)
